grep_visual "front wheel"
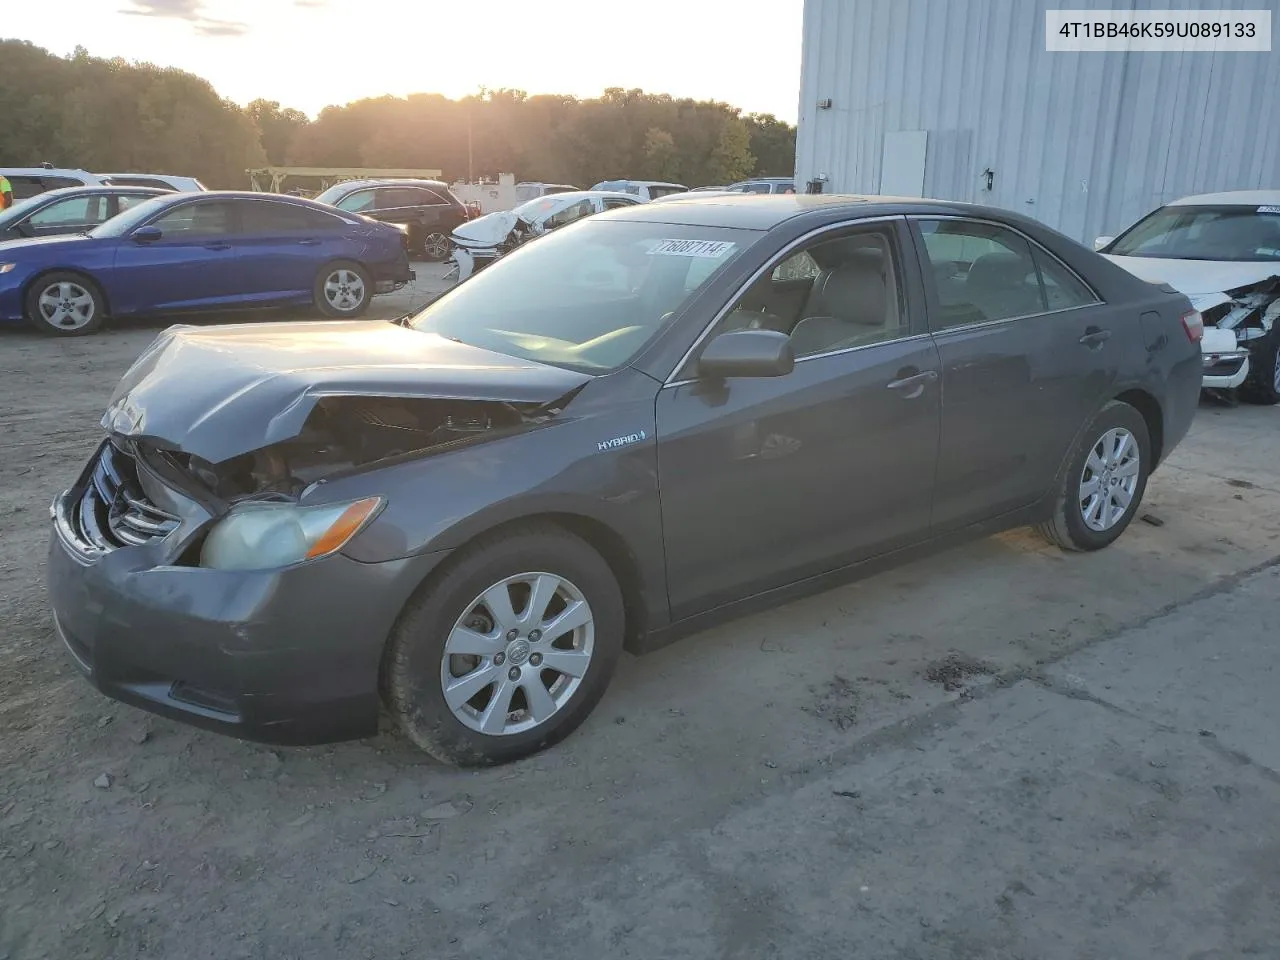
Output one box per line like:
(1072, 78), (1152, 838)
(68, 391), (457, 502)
(422, 232), (451, 261)
(1038, 400), (1150, 552)
(382, 524), (624, 766)
(1239, 329), (1280, 405)
(314, 261), (371, 318)
(24, 272), (105, 336)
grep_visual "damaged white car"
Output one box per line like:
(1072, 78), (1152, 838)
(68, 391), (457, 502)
(1097, 190), (1280, 404)
(445, 191), (643, 282)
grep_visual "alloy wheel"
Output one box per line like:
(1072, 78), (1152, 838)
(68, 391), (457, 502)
(440, 572), (595, 736)
(37, 281), (96, 331)
(323, 269), (366, 312)
(424, 233), (450, 260)
(1078, 427), (1140, 532)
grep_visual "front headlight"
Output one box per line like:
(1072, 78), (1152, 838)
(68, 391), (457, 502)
(391, 222), (410, 234)
(0, 264), (16, 275)
(199, 497), (382, 571)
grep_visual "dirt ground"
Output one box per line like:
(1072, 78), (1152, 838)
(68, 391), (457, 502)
(1, 281), (1278, 958)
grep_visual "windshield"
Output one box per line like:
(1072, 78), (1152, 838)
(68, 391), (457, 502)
(312, 184), (354, 205)
(0, 195), (43, 226)
(89, 196), (172, 237)
(512, 195), (569, 222)
(409, 219), (758, 373)
(1107, 204), (1280, 261)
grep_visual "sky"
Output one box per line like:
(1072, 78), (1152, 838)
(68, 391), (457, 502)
(12, 0), (805, 122)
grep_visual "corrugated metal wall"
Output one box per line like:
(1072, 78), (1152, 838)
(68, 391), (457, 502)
(796, 0), (1280, 243)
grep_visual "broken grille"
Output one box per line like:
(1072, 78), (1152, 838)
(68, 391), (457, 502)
(74, 443), (180, 550)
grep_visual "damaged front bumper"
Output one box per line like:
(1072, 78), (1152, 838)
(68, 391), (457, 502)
(46, 440), (449, 745)
(1193, 282), (1279, 392)
(1199, 326), (1251, 389)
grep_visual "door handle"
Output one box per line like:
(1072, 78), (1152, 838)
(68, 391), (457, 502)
(298, 238), (320, 246)
(886, 368), (938, 399)
(1078, 326), (1112, 347)
(203, 241), (231, 251)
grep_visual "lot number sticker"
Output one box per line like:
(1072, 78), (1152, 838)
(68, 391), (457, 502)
(1258, 206), (1280, 215)
(648, 239), (736, 258)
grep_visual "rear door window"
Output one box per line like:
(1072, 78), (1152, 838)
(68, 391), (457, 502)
(241, 200), (342, 232)
(116, 193), (156, 213)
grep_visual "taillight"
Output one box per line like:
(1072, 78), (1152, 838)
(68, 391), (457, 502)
(1180, 310), (1204, 343)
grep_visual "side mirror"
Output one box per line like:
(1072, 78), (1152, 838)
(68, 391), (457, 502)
(131, 225), (162, 244)
(1093, 235), (1114, 251)
(697, 329), (794, 379)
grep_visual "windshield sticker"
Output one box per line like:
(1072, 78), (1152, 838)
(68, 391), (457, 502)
(1258, 206), (1280, 215)
(647, 239), (736, 258)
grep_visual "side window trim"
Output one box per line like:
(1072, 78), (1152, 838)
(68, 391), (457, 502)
(665, 215), (922, 385)
(907, 215), (1103, 334)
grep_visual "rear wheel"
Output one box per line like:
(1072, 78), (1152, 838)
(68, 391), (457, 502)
(314, 261), (371, 318)
(1038, 401), (1150, 552)
(24, 272), (105, 336)
(383, 524), (624, 766)
(422, 232), (451, 261)
(1239, 328), (1280, 405)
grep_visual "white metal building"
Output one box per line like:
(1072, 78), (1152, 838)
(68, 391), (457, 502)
(795, 0), (1280, 243)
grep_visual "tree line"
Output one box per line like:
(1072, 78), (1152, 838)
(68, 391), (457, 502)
(1, 40), (797, 190)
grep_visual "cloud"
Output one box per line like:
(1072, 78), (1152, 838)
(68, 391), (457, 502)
(295, 0), (327, 6)
(120, 0), (249, 36)
(195, 18), (251, 36)
(121, 0), (204, 16)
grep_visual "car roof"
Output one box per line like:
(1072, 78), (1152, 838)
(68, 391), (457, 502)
(1168, 190), (1280, 206)
(1, 167), (101, 180)
(21, 185), (168, 199)
(326, 178), (450, 191)
(600, 193), (1011, 230)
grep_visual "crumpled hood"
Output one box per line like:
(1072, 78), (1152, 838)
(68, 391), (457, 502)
(102, 320), (591, 463)
(451, 210), (520, 248)
(1102, 253), (1280, 298)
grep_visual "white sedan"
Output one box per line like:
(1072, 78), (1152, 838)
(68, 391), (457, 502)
(1096, 190), (1280, 403)
(446, 191), (642, 282)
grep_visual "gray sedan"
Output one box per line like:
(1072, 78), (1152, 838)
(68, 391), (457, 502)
(46, 195), (1203, 765)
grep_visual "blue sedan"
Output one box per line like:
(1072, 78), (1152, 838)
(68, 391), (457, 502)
(0, 191), (414, 336)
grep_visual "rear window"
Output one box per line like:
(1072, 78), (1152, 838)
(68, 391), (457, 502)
(646, 185), (687, 200)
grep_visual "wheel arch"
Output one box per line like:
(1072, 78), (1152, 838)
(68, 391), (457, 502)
(395, 510), (653, 655)
(1113, 387), (1164, 466)
(23, 268), (112, 318)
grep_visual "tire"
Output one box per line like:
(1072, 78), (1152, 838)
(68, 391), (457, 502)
(1038, 400), (1151, 552)
(422, 232), (451, 262)
(314, 260), (372, 318)
(24, 271), (105, 336)
(1239, 328), (1280, 406)
(383, 524), (625, 766)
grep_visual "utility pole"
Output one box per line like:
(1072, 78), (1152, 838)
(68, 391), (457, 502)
(467, 105), (474, 183)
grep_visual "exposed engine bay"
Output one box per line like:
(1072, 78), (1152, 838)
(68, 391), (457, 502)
(1198, 275), (1280, 404)
(158, 395), (568, 502)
